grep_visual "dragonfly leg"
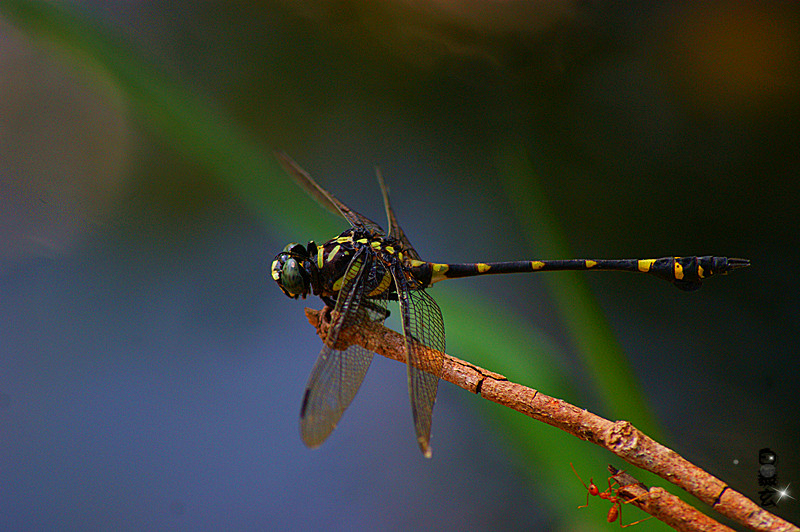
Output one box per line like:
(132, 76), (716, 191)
(315, 297), (337, 332)
(315, 304), (335, 337)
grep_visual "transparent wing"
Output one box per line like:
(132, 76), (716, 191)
(299, 249), (387, 448)
(376, 168), (421, 261)
(391, 267), (445, 457)
(300, 342), (375, 449)
(276, 151), (385, 236)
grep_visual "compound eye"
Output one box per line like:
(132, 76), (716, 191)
(283, 242), (307, 256)
(279, 257), (309, 298)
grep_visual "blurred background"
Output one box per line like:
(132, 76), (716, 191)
(1, 2), (799, 530)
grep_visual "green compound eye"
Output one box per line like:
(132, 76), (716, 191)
(280, 257), (307, 296)
(272, 242), (313, 299)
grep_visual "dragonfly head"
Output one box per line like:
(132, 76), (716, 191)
(271, 242), (314, 299)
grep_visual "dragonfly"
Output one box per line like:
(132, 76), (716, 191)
(270, 152), (750, 457)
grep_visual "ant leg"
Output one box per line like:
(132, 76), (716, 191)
(570, 463), (594, 509)
(619, 512), (654, 528)
(619, 487), (651, 505)
(606, 474), (622, 493)
(617, 489), (654, 528)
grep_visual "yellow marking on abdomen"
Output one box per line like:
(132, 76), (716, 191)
(477, 263), (490, 273)
(531, 261), (545, 270)
(367, 270), (392, 296)
(410, 259), (426, 268)
(327, 244), (341, 263)
(585, 260), (597, 268)
(431, 263), (450, 282)
(638, 259), (655, 272)
(697, 265), (705, 279)
(674, 259), (684, 280)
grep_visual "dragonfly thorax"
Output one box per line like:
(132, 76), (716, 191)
(272, 228), (410, 302)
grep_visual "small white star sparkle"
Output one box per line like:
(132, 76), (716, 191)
(771, 484), (795, 503)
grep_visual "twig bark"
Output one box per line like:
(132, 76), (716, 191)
(305, 307), (798, 532)
(609, 466), (735, 532)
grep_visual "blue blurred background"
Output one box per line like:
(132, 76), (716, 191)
(1, 2), (799, 530)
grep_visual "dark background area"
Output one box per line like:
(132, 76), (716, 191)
(1, 2), (799, 531)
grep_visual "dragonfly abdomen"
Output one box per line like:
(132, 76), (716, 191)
(420, 256), (749, 291)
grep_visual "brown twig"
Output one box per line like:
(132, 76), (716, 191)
(305, 307), (798, 532)
(608, 466), (735, 532)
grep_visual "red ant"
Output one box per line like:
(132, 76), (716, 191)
(570, 463), (652, 527)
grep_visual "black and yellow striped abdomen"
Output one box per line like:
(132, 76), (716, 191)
(409, 256), (750, 291)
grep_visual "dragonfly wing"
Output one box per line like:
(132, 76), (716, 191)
(376, 168), (421, 261)
(276, 151), (385, 235)
(392, 268), (446, 457)
(300, 343), (374, 448)
(299, 248), (384, 448)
